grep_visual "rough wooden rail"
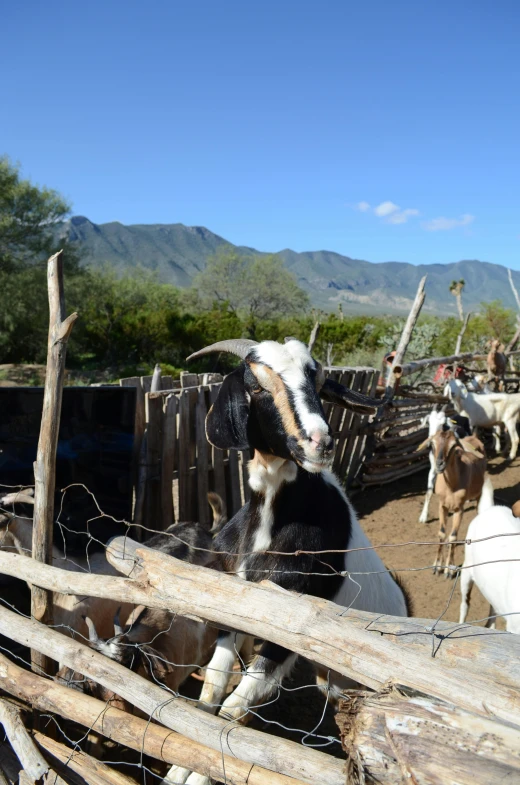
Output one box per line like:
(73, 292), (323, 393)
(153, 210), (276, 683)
(336, 685), (520, 785)
(0, 605), (344, 785)
(0, 652), (307, 785)
(0, 544), (519, 727)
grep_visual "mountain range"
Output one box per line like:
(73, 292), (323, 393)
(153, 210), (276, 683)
(62, 215), (517, 317)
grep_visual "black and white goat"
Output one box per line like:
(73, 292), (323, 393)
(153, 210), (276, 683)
(170, 338), (409, 785)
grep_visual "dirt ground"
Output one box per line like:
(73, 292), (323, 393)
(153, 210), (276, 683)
(354, 454), (520, 628)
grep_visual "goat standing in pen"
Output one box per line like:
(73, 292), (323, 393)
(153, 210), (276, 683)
(445, 378), (520, 460)
(418, 427), (492, 576)
(169, 337), (409, 785)
(459, 501), (520, 633)
(418, 406), (470, 524)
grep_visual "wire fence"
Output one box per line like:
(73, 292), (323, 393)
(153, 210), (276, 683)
(1, 479), (520, 785)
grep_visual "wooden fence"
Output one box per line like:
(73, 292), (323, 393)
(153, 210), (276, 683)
(120, 366), (379, 529)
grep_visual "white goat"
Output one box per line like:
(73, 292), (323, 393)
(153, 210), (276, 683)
(459, 502), (520, 633)
(445, 378), (520, 460)
(418, 407), (449, 524)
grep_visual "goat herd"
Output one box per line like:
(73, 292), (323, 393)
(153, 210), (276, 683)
(1, 337), (520, 784)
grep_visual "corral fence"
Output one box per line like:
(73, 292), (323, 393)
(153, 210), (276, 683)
(119, 366), (383, 529)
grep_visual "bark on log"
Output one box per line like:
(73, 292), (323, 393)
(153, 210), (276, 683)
(34, 733), (135, 785)
(308, 321), (320, 354)
(0, 605), (344, 785)
(31, 251), (78, 676)
(385, 276), (427, 396)
(336, 685), (520, 785)
(1, 545), (520, 727)
(0, 699), (49, 783)
(454, 312), (472, 355)
(0, 653), (305, 785)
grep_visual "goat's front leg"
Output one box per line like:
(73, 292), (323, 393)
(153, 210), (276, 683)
(165, 631), (248, 785)
(419, 462), (435, 524)
(445, 508), (463, 578)
(505, 418), (519, 460)
(433, 505), (448, 574)
(219, 642), (298, 723)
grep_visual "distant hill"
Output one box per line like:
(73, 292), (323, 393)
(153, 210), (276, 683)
(62, 216), (518, 316)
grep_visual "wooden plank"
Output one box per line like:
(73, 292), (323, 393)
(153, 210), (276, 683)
(187, 387), (199, 520)
(195, 387), (210, 527)
(161, 375), (174, 390)
(144, 393), (164, 529)
(141, 376), (152, 394)
(161, 394), (177, 528)
(328, 370), (353, 436)
(345, 369), (379, 486)
(119, 377), (145, 495)
(180, 372), (199, 389)
(209, 386), (228, 519)
(332, 369), (364, 474)
(177, 390), (191, 521)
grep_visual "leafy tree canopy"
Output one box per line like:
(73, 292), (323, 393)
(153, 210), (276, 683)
(193, 249), (310, 337)
(0, 157), (71, 272)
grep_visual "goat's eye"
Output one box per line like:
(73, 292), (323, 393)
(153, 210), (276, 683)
(251, 387), (263, 395)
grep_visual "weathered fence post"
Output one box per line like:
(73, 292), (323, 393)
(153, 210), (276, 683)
(31, 250), (78, 676)
(385, 275), (427, 397)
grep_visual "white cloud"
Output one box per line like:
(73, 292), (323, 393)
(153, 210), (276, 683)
(355, 201), (371, 212)
(374, 201), (400, 217)
(386, 208), (420, 225)
(422, 214), (475, 232)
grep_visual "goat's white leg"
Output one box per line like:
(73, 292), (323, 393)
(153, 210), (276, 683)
(493, 425), (502, 454)
(505, 418), (519, 460)
(219, 647), (298, 723)
(433, 505), (448, 575)
(445, 509), (463, 579)
(419, 458), (435, 524)
(185, 775), (212, 785)
(197, 631), (247, 714)
(458, 566), (473, 623)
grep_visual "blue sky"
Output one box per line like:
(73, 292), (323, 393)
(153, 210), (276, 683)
(3, 1), (519, 266)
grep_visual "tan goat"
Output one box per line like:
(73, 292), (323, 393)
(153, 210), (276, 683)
(486, 339), (507, 389)
(418, 429), (492, 577)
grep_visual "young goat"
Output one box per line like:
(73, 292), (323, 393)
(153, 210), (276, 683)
(418, 428), (492, 576)
(459, 502), (520, 633)
(445, 378), (520, 460)
(169, 338), (409, 785)
(486, 339), (507, 388)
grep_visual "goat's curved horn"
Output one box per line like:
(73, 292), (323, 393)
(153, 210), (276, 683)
(113, 607), (123, 637)
(319, 378), (382, 415)
(186, 339), (258, 362)
(124, 604), (147, 630)
(84, 616), (99, 644)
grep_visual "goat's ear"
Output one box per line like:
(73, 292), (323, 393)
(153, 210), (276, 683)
(206, 367), (250, 450)
(319, 378), (380, 415)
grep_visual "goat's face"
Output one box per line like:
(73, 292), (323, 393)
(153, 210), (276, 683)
(444, 378), (467, 401)
(189, 338), (380, 473)
(430, 429), (459, 474)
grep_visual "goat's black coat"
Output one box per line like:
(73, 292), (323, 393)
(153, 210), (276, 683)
(215, 468), (350, 601)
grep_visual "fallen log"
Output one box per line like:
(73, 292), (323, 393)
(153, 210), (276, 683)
(34, 732), (134, 785)
(400, 349), (520, 377)
(0, 652), (307, 785)
(0, 605), (344, 785)
(360, 462), (428, 485)
(1, 546), (520, 727)
(364, 447), (429, 467)
(0, 700), (48, 784)
(336, 685), (520, 785)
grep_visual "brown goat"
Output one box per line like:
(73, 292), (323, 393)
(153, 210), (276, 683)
(419, 429), (491, 576)
(487, 339), (507, 388)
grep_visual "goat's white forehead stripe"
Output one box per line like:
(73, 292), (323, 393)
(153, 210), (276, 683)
(252, 340), (314, 374)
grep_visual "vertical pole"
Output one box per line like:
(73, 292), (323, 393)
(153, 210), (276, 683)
(31, 251), (78, 676)
(385, 276), (427, 397)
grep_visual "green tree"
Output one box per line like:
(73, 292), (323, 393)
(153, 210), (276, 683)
(193, 250), (309, 337)
(0, 157), (71, 272)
